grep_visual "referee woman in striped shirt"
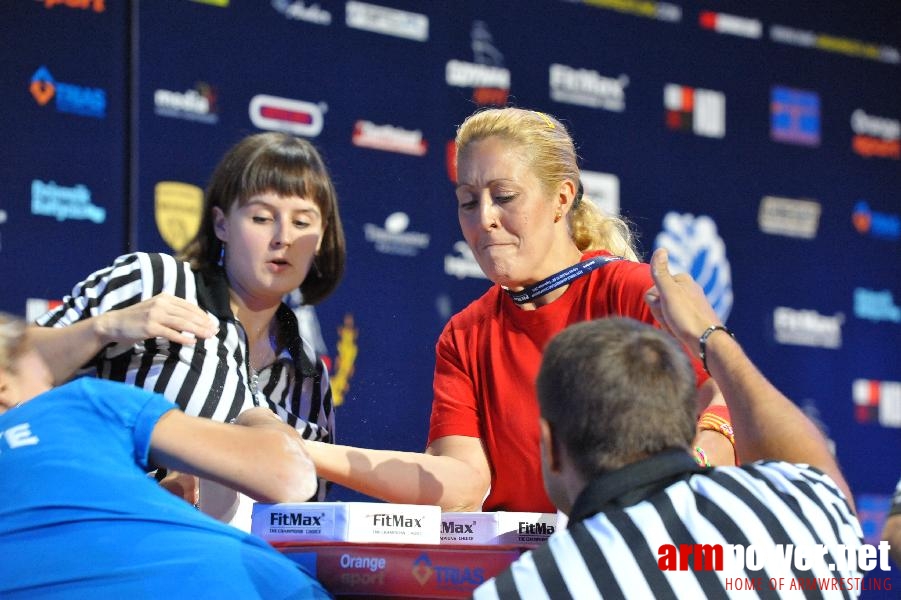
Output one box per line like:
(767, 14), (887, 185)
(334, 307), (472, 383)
(29, 132), (346, 518)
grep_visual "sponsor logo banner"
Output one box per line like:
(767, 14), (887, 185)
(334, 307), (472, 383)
(30, 66), (106, 119)
(549, 63), (628, 111)
(854, 288), (901, 323)
(37, 0), (105, 12)
(770, 23), (900, 65)
(364, 212), (430, 256)
(582, 0), (681, 23)
(852, 201), (900, 241)
(853, 379), (901, 427)
(771, 86), (820, 146)
(580, 170), (620, 217)
(345, 1), (428, 41)
(410, 552), (487, 591)
(154, 181), (203, 251)
(655, 213), (733, 322)
(25, 298), (63, 322)
(772, 307), (843, 349)
(272, 0), (332, 25)
(757, 196), (821, 239)
(446, 21), (510, 106)
(851, 109), (900, 160)
(445, 140), (457, 184)
(249, 94), (325, 137)
(329, 314), (357, 407)
(154, 83), (218, 124)
(31, 180), (106, 223)
(444, 241), (487, 280)
(698, 11), (761, 39)
(352, 121), (427, 156)
(664, 84), (726, 138)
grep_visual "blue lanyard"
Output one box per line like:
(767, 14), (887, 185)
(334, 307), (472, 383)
(505, 255), (623, 304)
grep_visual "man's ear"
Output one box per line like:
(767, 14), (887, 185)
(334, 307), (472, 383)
(539, 417), (563, 473)
(212, 206), (228, 242)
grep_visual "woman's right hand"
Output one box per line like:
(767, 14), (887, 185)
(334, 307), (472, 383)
(95, 294), (219, 346)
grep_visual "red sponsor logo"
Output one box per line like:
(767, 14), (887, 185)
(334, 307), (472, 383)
(249, 94), (324, 137)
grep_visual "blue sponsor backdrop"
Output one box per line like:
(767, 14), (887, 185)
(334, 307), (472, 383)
(1, 1), (899, 523)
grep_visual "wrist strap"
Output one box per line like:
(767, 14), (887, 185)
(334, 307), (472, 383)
(699, 325), (735, 375)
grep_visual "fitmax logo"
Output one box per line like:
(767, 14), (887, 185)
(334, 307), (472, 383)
(372, 514), (422, 528)
(442, 521), (475, 534)
(518, 522), (555, 535)
(268, 512), (323, 527)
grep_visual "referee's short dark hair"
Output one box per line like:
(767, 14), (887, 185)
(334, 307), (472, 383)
(537, 317), (697, 478)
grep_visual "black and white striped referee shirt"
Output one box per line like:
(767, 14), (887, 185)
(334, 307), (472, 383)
(475, 451), (863, 599)
(35, 252), (334, 498)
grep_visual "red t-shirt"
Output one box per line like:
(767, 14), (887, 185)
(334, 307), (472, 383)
(428, 251), (709, 512)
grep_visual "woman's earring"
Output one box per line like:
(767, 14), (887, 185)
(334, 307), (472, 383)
(218, 243), (226, 267)
(554, 210), (562, 223)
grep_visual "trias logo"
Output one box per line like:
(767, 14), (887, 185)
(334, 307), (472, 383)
(446, 20), (510, 106)
(154, 83), (218, 124)
(29, 66), (106, 119)
(249, 94), (325, 137)
(268, 511), (324, 527)
(549, 63), (628, 112)
(372, 514), (422, 528)
(851, 109), (900, 159)
(352, 120), (427, 156)
(411, 553), (486, 589)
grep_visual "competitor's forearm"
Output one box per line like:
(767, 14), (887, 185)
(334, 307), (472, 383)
(305, 441), (487, 511)
(28, 321), (108, 384)
(151, 410), (318, 504)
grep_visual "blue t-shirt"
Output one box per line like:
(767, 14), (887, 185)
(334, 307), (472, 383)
(0, 378), (330, 599)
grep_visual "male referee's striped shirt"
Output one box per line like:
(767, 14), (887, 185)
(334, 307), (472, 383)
(474, 453), (863, 600)
(35, 253), (334, 495)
